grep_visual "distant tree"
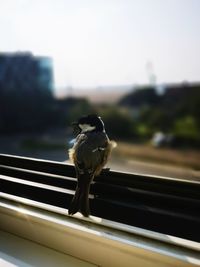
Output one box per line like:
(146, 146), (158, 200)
(117, 83), (200, 147)
(173, 116), (199, 142)
(53, 97), (96, 128)
(161, 84), (200, 121)
(68, 98), (96, 123)
(119, 87), (160, 108)
(99, 107), (137, 140)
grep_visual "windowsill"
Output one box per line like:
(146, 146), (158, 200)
(0, 192), (199, 267)
(0, 230), (96, 267)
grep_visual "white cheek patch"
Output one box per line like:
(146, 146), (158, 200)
(79, 124), (96, 132)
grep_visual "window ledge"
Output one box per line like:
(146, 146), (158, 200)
(0, 193), (199, 267)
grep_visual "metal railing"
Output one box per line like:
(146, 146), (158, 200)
(0, 153), (200, 243)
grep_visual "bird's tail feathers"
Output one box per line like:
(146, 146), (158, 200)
(68, 173), (92, 217)
(68, 187), (82, 216)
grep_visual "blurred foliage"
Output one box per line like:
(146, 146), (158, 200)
(0, 91), (95, 133)
(98, 106), (137, 140)
(1, 79), (200, 148)
(173, 116), (199, 140)
(120, 87), (160, 107)
(53, 97), (95, 127)
(136, 123), (152, 140)
(68, 98), (96, 123)
(119, 84), (200, 147)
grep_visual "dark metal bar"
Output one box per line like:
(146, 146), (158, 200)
(1, 154), (199, 199)
(0, 153), (200, 242)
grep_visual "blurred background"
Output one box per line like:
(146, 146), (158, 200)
(0, 0), (200, 181)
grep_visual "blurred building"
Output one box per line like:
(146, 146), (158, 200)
(0, 52), (54, 96)
(0, 52), (55, 133)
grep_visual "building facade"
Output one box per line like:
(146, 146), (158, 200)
(0, 52), (54, 95)
(0, 52), (55, 133)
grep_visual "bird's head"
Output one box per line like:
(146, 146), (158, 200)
(72, 114), (105, 133)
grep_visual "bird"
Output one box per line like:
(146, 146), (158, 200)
(68, 114), (116, 217)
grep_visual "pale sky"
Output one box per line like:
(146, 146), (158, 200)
(0, 0), (200, 89)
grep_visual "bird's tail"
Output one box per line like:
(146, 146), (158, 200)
(68, 173), (92, 217)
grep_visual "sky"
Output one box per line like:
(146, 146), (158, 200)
(0, 0), (200, 89)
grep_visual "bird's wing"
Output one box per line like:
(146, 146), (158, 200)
(73, 132), (110, 176)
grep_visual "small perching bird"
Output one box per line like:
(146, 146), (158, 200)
(68, 114), (116, 217)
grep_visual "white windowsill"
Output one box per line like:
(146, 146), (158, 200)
(0, 193), (200, 267)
